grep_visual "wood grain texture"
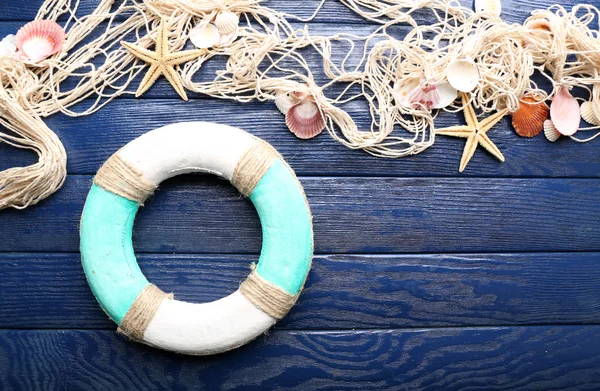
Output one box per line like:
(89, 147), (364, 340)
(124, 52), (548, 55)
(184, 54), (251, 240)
(0, 0), (568, 24)
(0, 327), (599, 390)
(0, 252), (599, 330)
(1, 0), (599, 389)
(0, 175), (598, 254)
(0, 4), (598, 179)
(2, 99), (599, 178)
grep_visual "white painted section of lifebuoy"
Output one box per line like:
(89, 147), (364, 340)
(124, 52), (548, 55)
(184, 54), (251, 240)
(119, 122), (256, 184)
(143, 290), (276, 355)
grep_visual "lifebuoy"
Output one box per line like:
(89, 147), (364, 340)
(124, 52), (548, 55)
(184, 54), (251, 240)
(80, 122), (313, 355)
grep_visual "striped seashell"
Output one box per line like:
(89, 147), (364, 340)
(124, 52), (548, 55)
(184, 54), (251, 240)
(215, 11), (239, 35)
(580, 101), (600, 126)
(511, 94), (549, 137)
(543, 120), (560, 142)
(474, 0), (501, 16)
(15, 20), (65, 63)
(275, 93), (296, 115)
(285, 99), (325, 139)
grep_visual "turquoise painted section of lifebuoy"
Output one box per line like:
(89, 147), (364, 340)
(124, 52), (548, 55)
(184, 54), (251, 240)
(80, 158), (312, 322)
(80, 184), (149, 324)
(251, 159), (313, 295)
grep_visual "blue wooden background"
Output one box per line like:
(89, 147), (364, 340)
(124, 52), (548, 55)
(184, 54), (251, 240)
(1, 1), (599, 390)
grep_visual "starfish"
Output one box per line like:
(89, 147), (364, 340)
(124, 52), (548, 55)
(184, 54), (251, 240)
(435, 93), (509, 172)
(121, 18), (203, 101)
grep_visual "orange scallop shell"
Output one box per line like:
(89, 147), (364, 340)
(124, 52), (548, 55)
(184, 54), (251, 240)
(511, 94), (549, 137)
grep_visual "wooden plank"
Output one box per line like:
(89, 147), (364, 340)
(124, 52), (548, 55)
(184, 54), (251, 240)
(0, 176), (598, 253)
(0, 326), (599, 390)
(1, 99), (599, 177)
(0, 0), (364, 23)
(0, 252), (599, 330)
(0, 0), (570, 24)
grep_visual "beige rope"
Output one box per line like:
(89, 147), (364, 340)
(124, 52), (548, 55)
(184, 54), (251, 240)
(94, 152), (157, 204)
(231, 139), (278, 197)
(240, 270), (298, 319)
(118, 284), (174, 341)
(2, 0), (600, 209)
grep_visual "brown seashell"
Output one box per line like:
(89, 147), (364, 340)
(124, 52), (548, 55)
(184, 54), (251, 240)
(285, 99), (325, 139)
(526, 19), (552, 33)
(580, 101), (600, 126)
(510, 94), (549, 137)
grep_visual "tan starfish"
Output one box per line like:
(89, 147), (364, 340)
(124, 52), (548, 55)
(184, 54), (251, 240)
(121, 18), (203, 101)
(435, 93), (508, 172)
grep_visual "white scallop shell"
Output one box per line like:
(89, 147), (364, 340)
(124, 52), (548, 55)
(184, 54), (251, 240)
(543, 120), (560, 142)
(275, 93), (295, 115)
(474, 0), (501, 16)
(447, 58), (480, 93)
(216, 26), (238, 47)
(393, 77), (420, 107)
(189, 22), (220, 49)
(433, 81), (458, 109)
(580, 101), (600, 126)
(215, 11), (239, 35)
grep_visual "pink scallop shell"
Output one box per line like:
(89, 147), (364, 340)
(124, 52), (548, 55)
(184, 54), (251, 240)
(550, 86), (580, 136)
(15, 20), (65, 63)
(285, 99), (325, 139)
(407, 79), (441, 110)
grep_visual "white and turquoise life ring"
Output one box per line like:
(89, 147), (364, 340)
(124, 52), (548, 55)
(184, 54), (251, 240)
(80, 122), (313, 355)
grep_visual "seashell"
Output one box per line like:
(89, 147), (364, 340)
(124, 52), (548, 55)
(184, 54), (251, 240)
(285, 99), (325, 139)
(189, 22), (220, 49)
(291, 90), (310, 103)
(550, 86), (580, 136)
(580, 101), (600, 126)
(15, 20), (65, 63)
(216, 26), (238, 47)
(446, 58), (480, 93)
(275, 93), (296, 115)
(543, 120), (560, 142)
(0, 34), (16, 57)
(525, 13), (557, 34)
(406, 78), (440, 110)
(433, 81), (458, 109)
(474, 0), (501, 16)
(525, 19), (553, 40)
(215, 11), (239, 35)
(392, 77), (420, 107)
(510, 94), (549, 137)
